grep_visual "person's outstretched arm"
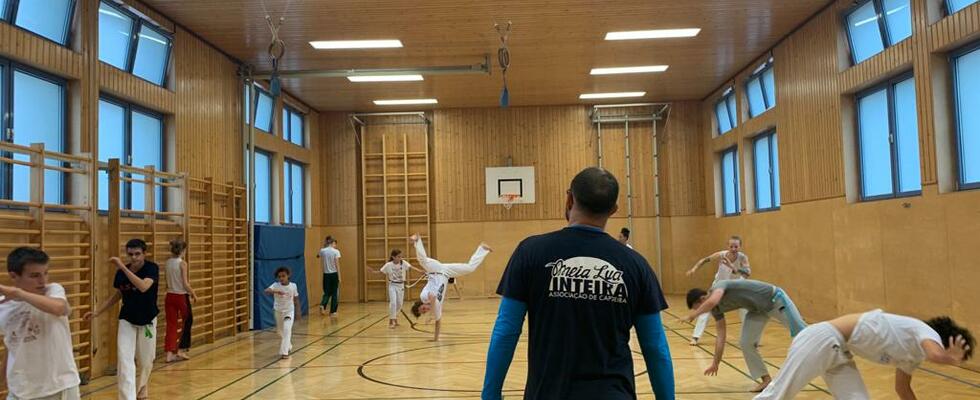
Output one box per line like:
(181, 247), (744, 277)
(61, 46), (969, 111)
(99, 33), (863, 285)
(482, 297), (527, 400)
(636, 312), (674, 399)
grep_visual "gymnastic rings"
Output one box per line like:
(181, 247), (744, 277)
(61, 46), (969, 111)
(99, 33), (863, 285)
(265, 15), (286, 96)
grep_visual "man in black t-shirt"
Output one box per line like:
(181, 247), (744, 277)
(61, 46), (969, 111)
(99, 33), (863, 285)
(85, 239), (160, 400)
(482, 167), (675, 400)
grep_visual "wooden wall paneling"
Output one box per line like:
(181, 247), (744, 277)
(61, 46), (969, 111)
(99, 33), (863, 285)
(0, 23), (84, 79)
(659, 102), (706, 217)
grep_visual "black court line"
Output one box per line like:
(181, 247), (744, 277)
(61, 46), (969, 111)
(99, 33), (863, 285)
(661, 309), (832, 396)
(355, 341), (522, 394)
(193, 313), (375, 400)
(234, 314), (390, 399)
(80, 329), (266, 396)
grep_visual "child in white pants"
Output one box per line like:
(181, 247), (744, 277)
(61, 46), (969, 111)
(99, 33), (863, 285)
(756, 311), (974, 400)
(409, 234), (492, 341)
(686, 235), (751, 345)
(378, 249), (421, 328)
(265, 267), (300, 359)
(86, 239), (160, 400)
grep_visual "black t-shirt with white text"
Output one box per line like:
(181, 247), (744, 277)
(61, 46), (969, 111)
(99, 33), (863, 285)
(114, 261), (160, 326)
(496, 226), (668, 400)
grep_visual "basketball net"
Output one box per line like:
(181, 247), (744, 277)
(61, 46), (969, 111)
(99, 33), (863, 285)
(500, 194), (521, 210)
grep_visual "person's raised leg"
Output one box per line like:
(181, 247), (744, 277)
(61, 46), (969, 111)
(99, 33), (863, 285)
(740, 312), (771, 392)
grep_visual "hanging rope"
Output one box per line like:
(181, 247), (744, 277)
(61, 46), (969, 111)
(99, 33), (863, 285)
(494, 21), (512, 107)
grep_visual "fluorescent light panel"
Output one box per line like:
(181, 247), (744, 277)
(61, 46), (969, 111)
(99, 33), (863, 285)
(590, 65), (669, 75)
(605, 28), (701, 40)
(348, 74), (424, 82)
(310, 39), (403, 49)
(579, 92), (646, 99)
(374, 99), (438, 105)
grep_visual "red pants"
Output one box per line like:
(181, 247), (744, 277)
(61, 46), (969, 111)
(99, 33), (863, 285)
(164, 292), (193, 352)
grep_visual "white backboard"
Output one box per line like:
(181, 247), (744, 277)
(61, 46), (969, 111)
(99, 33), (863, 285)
(485, 166), (535, 204)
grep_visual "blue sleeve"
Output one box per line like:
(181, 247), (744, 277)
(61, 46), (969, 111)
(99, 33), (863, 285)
(481, 297), (527, 400)
(636, 312), (674, 400)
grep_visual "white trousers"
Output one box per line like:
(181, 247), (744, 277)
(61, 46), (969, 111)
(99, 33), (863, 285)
(275, 310), (295, 356)
(7, 386), (80, 400)
(388, 283), (405, 320)
(117, 318), (157, 400)
(755, 322), (869, 400)
(414, 238), (489, 278)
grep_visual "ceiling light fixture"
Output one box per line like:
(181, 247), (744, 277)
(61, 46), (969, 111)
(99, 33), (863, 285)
(604, 28), (701, 40)
(590, 65), (669, 75)
(374, 99), (438, 105)
(348, 75), (424, 82)
(579, 92), (647, 99)
(310, 39), (403, 49)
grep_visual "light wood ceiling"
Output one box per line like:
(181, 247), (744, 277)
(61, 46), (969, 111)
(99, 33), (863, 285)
(143, 0), (830, 111)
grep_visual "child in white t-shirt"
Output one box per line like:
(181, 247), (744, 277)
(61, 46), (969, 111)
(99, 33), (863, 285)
(0, 247), (80, 400)
(265, 267), (300, 359)
(375, 249), (423, 329)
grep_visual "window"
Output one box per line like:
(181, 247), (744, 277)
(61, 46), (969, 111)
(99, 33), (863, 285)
(714, 89), (737, 135)
(5, 0), (75, 45)
(244, 84), (274, 133)
(0, 62), (67, 205)
(283, 159), (304, 225)
(720, 147), (740, 216)
(952, 43), (980, 189)
(282, 106), (305, 146)
(948, 0), (979, 14)
(249, 150), (272, 224)
(753, 132), (780, 211)
(98, 97), (165, 212)
(855, 74), (920, 200)
(97, 1), (172, 86)
(746, 61), (776, 117)
(845, 0), (912, 64)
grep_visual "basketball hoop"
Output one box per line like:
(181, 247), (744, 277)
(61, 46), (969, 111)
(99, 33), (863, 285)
(500, 194), (521, 210)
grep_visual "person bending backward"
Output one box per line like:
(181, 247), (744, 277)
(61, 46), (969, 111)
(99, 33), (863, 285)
(0, 248), (81, 400)
(410, 234), (492, 341)
(684, 279), (807, 393)
(756, 312), (974, 400)
(316, 236), (341, 317)
(482, 167), (674, 400)
(85, 239), (160, 400)
(686, 236), (751, 346)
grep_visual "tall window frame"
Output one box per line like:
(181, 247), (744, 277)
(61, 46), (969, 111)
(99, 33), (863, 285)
(0, 59), (69, 205)
(951, 41), (980, 190)
(753, 131), (780, 212)
(244, 84), (275, 133)
(947, 0), (979, 15)
(745, 59), (776, 117)
(720, 146), (740, 216)
(844, 0), (913, 65)
(282, 105), (305, 147)
(854, 72), (921, 201)
(97, 0), (173, 87)
(98, 95), (167, 212)
(283, 158), (305, 226)
(247, 149), (272, 224)
(1, 0), (77, 46)
(715, 88), (738, 135)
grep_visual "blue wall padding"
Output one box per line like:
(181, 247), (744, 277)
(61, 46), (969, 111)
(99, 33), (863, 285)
(252, 225), (308, 330)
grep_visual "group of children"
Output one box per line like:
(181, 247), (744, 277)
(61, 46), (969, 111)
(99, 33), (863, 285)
(684, 236), (975, 399)
(0, 238), (195, 400)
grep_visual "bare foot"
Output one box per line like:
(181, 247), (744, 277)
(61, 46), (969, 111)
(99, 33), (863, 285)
(319, 305), (326, 316)
(409, 234), (419, 242)
(481, 242), (493, 252)
(281, 354), (291, 360)
(330, 312), (338, 318)
(751, 377), (772, 392)
(177, 351), (191, 360)
(689, 338), (700, 346)
(137, 385), (149, 400)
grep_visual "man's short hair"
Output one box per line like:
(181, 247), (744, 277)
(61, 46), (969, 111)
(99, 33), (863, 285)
(569, 167), (619, 215)
(926, 316), (975, 361)
(620, 227), (630, 239)
(686, 288), (708, 309)
(125, 238), (147, 252)
(7, 247), (48, 275)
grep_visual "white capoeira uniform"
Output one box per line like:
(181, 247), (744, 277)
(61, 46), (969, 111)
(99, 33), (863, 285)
(693, 251), (750, 340)
(380, 260), (412, 320)
(414, 238), (489, 321)
(268, 282), (298, 356)
(755, 310), (943, 400)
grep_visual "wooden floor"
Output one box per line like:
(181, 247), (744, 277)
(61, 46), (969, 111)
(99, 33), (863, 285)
(80, 296), (980, 399)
